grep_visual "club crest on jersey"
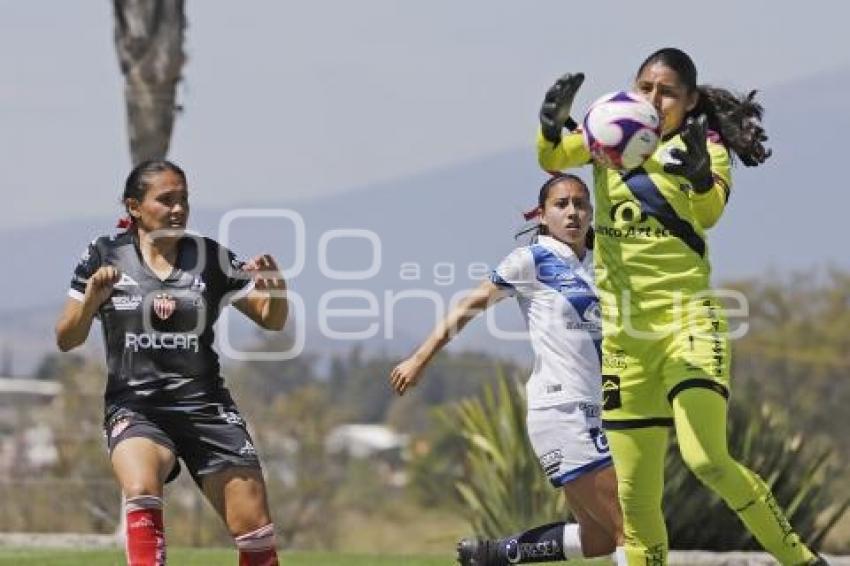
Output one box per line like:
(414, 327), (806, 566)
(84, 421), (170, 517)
(153, 293), (176, 320)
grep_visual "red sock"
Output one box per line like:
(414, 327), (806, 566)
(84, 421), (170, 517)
(125, 495), (165, 566)
(235, 523), (279, 566)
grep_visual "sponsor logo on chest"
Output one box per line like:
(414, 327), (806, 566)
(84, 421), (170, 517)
(124, 332), (199, 352)
(111, 295), (143, 311)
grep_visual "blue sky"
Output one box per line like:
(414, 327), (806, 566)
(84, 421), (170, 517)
(2, 1), (849, 232)
(2, 1), (850, 375)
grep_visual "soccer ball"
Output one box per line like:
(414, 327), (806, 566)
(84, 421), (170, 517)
(582, 91), (661, 170)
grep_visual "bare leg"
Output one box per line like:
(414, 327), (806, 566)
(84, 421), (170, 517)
(202, 467), (278, 566)
(111, 437), (176, 497)
(111, 437), (176, 566)
(563, 464), (624, 556)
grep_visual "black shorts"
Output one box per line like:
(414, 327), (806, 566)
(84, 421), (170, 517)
(103, 400), (261, 485)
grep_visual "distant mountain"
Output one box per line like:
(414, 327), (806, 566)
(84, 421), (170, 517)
(3, 66), (848, 375)
(1, 148), (540, 375)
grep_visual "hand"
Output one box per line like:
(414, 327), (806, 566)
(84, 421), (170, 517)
(83, 265), (121, 312)
(663, 115), (714, 193)
(389, 357), (425, 396)
(244, 254), (286, 292)
(539, 72), (585, 143)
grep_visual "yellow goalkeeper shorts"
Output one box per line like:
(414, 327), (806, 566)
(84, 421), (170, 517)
(601, 296), (731, 429)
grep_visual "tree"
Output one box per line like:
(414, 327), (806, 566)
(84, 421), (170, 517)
(730, 270), (850, 458)
(113, 0), (186, 164)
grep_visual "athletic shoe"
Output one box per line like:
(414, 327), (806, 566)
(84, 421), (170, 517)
(456, 537), (499, 566)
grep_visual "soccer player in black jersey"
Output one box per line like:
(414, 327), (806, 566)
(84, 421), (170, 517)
(55, 160), (287, 566)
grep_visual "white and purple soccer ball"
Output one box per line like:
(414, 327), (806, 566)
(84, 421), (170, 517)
(582, 91), (661, 171)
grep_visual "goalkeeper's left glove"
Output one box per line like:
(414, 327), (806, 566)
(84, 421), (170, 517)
(663, 115), (714, 193)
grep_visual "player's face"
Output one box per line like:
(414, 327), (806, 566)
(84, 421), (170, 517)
(634, 62), (698, 136)
(129, 170), (189, 235)
(540, 180), (592, 253)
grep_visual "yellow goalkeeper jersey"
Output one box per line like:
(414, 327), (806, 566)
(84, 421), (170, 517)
(537, 128), (732, 323)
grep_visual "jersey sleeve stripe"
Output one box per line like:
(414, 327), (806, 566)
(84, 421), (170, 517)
(68, 289), (85, 302)
(489, 272), (515, 290)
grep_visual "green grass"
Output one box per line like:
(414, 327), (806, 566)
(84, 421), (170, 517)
(0, 548), (452, 565)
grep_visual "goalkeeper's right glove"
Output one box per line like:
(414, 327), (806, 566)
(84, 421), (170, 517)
(539, 72), (585, 144)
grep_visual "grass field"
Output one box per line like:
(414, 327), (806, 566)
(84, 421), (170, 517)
(0, 548), (451, 565)
(3, 547), (848, 566)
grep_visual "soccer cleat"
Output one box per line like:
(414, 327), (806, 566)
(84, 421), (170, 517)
(456, 537), (499, 566)
(807, 556), (830, 566)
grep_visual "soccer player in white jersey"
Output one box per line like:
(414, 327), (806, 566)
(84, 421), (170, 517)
(390, 174), (625, 565)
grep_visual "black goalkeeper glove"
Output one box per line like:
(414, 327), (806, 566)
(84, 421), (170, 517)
(663, 115), (714, 193)
(539, 72), (585, 144)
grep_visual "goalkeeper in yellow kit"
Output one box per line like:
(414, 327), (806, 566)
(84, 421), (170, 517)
(536, 47), (828, 566)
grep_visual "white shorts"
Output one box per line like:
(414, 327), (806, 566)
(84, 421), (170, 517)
(526, 402), (612, 488)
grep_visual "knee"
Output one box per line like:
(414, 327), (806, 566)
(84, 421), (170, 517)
(227, 506), (274, 539)
(617, 478), (661, 515)
(683, 454), (730, 488)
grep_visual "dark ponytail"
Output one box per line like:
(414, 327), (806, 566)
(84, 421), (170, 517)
(693, 86), (771, 166)
(637, 47), (772, 167)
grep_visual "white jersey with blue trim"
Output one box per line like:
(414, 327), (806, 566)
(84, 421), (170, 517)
(491, 235), (602, 409)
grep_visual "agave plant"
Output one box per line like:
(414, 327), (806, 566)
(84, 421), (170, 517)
(443, 372), (848, 549)
(437, 370), (567, 538)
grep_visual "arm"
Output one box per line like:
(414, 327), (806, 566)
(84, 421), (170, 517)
(537, 129), (593, 172)
(389, 279), (509, 395)
(55, 265), (120, 351)
(233, 254), (288, 331)
(664, 116), (733, 230)
(536, 72), (591, 172)
(689, 140), (732, 230)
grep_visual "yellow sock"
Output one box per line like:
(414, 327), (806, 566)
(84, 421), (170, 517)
(673, 389), (816, 566)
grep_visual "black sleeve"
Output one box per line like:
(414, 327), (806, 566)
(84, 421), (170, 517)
(68, 238), (103, 301)
(209, 239), (254, 299)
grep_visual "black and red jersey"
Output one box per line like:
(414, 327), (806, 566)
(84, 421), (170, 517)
(68, 231), (253, 408)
